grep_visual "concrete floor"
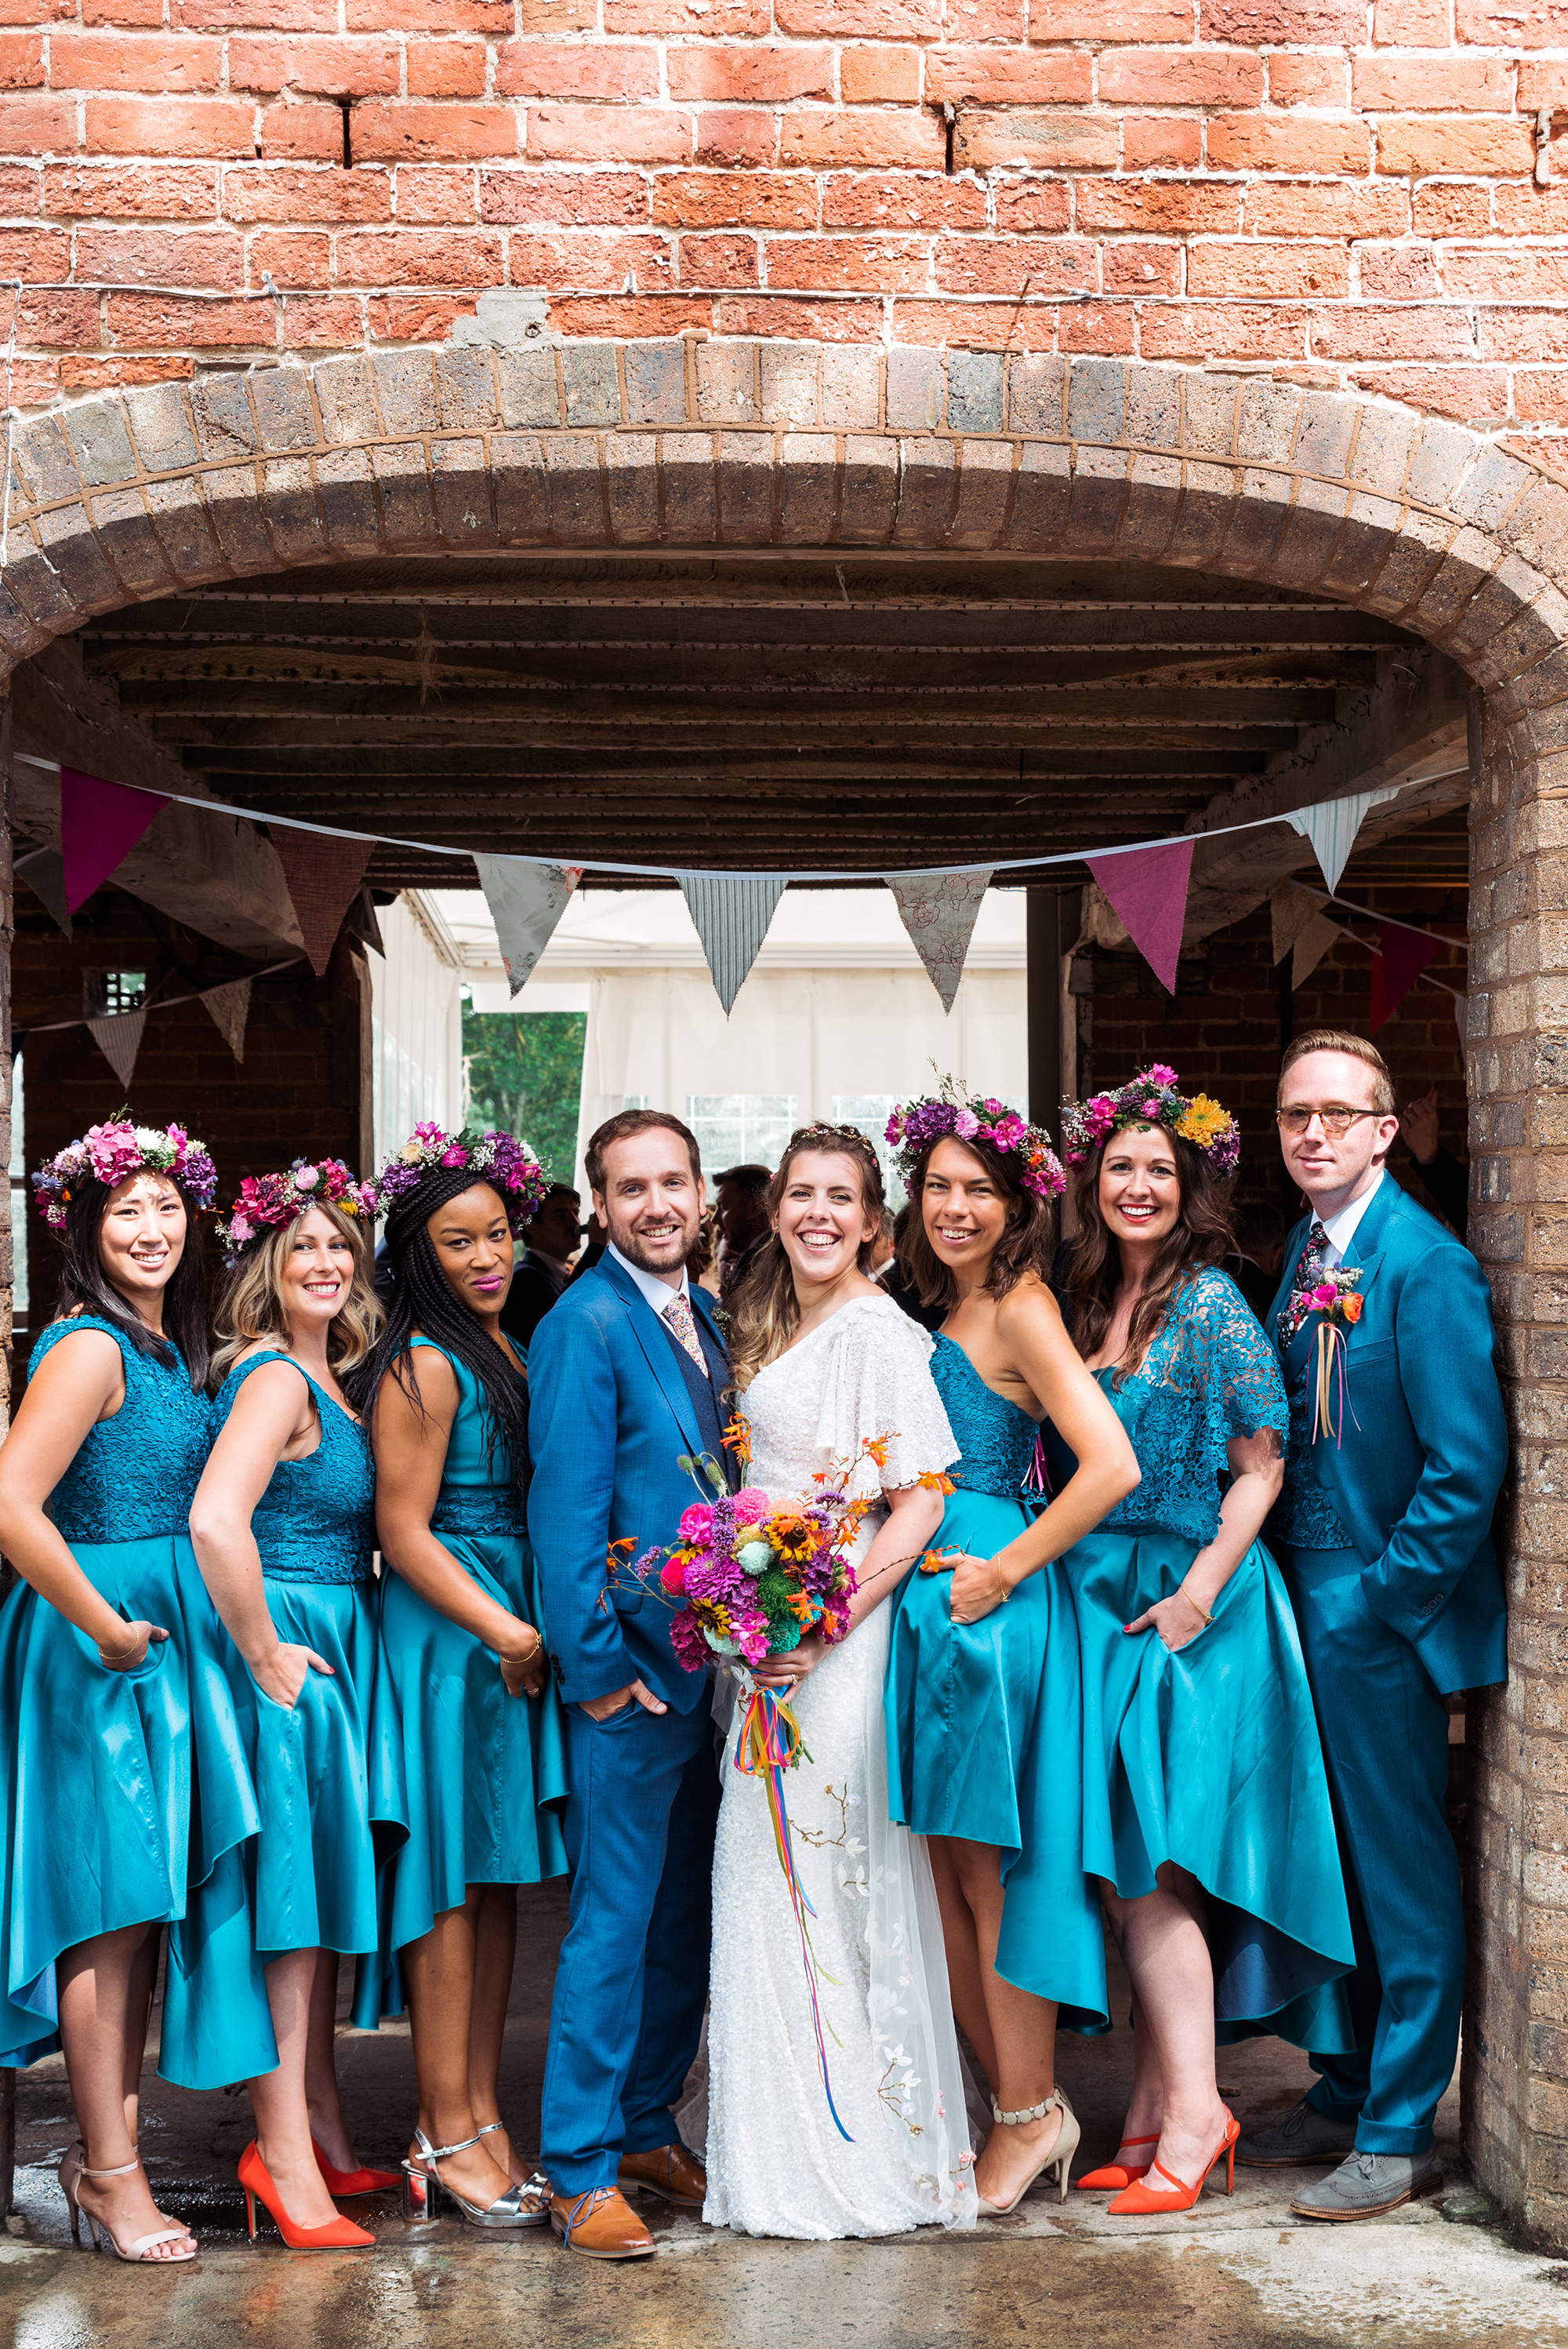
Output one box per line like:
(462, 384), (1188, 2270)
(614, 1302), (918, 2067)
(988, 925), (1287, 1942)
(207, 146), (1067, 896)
(2, 1878), (1564, 2349)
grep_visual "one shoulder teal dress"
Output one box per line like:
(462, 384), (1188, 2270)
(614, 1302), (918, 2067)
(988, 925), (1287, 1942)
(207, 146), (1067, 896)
(884, 1331), (1109, 2027)
(360, 1339), (566, 2019)
(1052, 1267), (1356, 2048)
(0, 1315), (212, 2067)
(160, 1351), (407, 2087)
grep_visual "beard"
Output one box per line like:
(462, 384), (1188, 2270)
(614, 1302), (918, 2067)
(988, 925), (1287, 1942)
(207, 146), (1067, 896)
(611, 1214), (698, 1273)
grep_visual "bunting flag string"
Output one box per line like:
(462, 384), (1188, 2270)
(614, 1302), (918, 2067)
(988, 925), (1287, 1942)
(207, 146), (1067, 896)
(473, 855), (583, 997)
(889, 869), (993, 1013)
(60, 768), (169, 913)
(87, 1006), (147, 1091)
(1087, 837), (1194, 993)
(270, 829), (373, 978)
(1286, 787), (1404, 899)
(201, 977), (252, 1065)
(678, 872), (787, 1014)
(15, 846), (72, 938)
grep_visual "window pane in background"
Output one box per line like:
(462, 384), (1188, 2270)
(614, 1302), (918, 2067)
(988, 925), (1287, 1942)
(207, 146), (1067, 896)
(833, 1094), (905, 1211)
(687, 1095), (797, 1176)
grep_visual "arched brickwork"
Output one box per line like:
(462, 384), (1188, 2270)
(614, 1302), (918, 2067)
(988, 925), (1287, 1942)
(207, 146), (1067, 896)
(4, 342), (1568, 2238)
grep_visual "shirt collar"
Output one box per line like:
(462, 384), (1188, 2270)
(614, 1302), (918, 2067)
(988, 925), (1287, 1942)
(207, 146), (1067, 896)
(1319, 1169), (1385, 1262)
(608, 1239), (691, 1318)
(526, 1245), (570, 1278)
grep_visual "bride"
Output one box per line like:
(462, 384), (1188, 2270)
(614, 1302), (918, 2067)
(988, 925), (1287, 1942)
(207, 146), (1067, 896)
(690, 1122), (974, 2240)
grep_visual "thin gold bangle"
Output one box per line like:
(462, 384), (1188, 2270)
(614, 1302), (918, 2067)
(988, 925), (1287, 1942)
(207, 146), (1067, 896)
(512, 1625), (542, 1665)
(97, 1632), (143, 1664)
(994, 1564), (1011, 1607)
(1178, 1580), (1214, 1627)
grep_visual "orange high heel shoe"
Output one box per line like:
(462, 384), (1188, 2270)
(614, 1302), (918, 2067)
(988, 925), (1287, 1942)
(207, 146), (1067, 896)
(1076, 2133), (1159, 2192)
(311, 2140), (401, 2198)
(1107, 2111), (1240, 2216)
(238, 2141), (376, 2250)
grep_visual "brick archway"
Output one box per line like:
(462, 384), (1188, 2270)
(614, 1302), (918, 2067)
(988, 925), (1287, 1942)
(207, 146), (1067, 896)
(4, 342), (1567, 2238)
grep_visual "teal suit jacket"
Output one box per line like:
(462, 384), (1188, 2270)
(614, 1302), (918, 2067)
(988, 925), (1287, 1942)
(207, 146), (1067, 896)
(1269, 1174), (1508, 1695)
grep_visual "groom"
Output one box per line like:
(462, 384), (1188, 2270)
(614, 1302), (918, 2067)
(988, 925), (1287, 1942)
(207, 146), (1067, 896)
(1237, 1029), (1507, 2220)
(527, 1109), (728, 2259)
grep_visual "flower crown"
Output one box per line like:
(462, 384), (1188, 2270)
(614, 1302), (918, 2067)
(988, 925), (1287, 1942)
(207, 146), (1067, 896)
(375, 1122), (546, 1236)
(1061, 1064), (1240, 1178)
(216, 1159), (378, 1267)
(32, 1118), (218, 1233)
(885, 1086), (1066, 1200)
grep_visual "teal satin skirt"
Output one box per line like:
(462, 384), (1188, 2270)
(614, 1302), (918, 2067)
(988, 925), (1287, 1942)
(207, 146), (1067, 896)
(354, 1534), (568, 2023)
(884, 1487), (1109, 2026)
(0, 1536), (201, 2068)
(1070, 1523), (1356, 2049)
(160, 1562), (408, 2089)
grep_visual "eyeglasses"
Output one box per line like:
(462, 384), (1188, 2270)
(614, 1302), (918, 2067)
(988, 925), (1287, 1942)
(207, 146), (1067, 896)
(1275, 1106), (1378, 1138)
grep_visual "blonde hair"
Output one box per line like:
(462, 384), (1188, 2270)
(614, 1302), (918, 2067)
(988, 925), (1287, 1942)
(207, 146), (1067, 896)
(1279, 1029), (1396, 1117)
(727, 1128), (886, 1395)
(211, 1200), (382, 1388)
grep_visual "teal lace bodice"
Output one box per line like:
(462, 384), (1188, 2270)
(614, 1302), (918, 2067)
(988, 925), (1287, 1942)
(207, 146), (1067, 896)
(31, 1313), (212, 1543)
(1052, 1267), (1289, 1548)
(213, 1351), (376, 1584)
(931, 1334), (1040, 1500)
(411, 1336), (526, 1540)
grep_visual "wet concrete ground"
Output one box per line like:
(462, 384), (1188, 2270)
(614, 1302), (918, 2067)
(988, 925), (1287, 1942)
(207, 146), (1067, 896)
(2, 1879), (1565, 2349)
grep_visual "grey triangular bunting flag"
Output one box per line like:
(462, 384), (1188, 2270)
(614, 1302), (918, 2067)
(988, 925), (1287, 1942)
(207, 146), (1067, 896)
(888, 870), (993, 1014)
(1292, 913), (1345, 991)
(202, 977), (252, 1064)
(1269, 880), (1320, 968)
(88, 1006), (147, 1091)
(678, 873), (786, 1015)
(472, 854), (583, 997)
(1286, 787), (1403, 900)
(16, 846), (72, 938)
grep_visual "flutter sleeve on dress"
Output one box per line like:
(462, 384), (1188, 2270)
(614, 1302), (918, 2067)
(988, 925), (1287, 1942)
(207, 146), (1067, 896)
(812, 1295), (960, 1503)
(1184, 1266), (1290, 1451)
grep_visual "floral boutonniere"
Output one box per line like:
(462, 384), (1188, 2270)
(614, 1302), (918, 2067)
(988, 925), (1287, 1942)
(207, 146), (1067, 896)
(1308, 1268), (1363, 1445)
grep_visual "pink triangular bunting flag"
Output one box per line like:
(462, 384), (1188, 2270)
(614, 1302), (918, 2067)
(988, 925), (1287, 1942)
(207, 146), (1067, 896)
(270, 828), (373, 977)
(60, 769), (168, 913)
(1086, 838), (1194, 993)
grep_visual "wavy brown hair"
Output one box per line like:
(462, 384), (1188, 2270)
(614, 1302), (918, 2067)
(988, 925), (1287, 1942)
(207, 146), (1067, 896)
(727, 1126), (886, 1394)
(1063, 1128), (1236, 1381)
(212, 1200), (382, 1389)
(898, 1133), (1057, 1316)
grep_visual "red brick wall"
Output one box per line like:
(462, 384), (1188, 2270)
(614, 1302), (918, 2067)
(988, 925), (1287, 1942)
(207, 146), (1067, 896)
(12, 884), (369, 1339)
(4, 0), (1566, 463)
(1079, 893), (1470, 1224)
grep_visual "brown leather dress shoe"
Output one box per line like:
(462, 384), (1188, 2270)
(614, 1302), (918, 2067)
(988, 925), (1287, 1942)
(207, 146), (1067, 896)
(548, 2185), (655, 2259)
(617, 2142), (708, 2209)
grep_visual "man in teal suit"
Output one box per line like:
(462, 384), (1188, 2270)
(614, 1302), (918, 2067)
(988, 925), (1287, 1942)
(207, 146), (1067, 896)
(1236, 1030), (1507, 2220)
(527, 1110), (729, 2260)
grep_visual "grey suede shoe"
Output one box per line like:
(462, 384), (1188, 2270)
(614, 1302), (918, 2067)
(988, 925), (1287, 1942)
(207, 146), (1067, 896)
(1290, 2150), (1443, 2221)
(1236, 2099), (1359, 2168)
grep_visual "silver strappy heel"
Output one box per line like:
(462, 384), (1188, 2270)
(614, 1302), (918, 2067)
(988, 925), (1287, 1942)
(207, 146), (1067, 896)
(400, 2127), (549, 2228)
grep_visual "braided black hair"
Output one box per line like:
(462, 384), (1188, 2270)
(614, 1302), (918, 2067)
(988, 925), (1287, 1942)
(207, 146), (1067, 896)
(349, 1166), (530, 1490)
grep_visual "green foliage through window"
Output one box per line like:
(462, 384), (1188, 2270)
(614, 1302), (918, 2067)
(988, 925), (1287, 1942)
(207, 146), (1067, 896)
(462, 1004), (586, 1185)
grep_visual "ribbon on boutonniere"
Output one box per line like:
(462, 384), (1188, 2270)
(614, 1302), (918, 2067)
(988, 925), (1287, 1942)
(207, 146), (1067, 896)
(1308, 1269), (1365, 1447)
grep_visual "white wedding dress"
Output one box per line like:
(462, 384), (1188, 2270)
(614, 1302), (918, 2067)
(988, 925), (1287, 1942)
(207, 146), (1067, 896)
(690, 1292), (977, 2239)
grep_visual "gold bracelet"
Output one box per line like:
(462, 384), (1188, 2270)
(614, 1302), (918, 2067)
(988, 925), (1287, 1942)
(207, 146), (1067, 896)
(1178, 1581), (1214, 1627)
(511, 1625), (542, 1665)
(994, 1564), (1012, 1607)
(97, 1632), (143, 1665)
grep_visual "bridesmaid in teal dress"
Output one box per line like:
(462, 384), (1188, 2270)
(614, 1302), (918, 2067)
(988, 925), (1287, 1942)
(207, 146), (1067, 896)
(0, 1120), (217, 2264)
(354, 1126), (567, 2231)
(882, 1090), (1140, 2220)
(172, 1159), (403, 2252)
(1053, 1066), (1354, 2218)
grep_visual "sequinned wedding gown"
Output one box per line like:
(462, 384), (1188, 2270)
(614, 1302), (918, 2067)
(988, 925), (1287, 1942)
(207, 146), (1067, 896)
(689, 1292), (977, 2240)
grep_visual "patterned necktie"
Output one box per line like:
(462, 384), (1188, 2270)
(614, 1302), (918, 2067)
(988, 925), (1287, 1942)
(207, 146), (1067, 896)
(1278, 1220), (1331, 1345)
(662, 1291), (710, 1380)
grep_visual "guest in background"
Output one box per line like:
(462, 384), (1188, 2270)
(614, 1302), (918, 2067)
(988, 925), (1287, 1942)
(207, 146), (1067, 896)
(1400, 1090), (1470, 1242)
(869, 1206), (897, 1276)
(569, 1207), (608, 1286)
(880, 1205), (944, 1334)
(715, 1164), (772, 1298)
(176, 1161), (397, 2253)
(1229, 1201), (1286, 1324)
(358, 1127), (566, 2231)
(0, 1121), (217, 2265)
(500, 1182), (583, 1351)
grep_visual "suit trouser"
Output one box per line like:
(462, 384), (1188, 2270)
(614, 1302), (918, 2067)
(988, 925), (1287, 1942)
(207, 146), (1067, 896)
(541, 1694), (720, 2195)
(1283, 1546), (1463, 2155)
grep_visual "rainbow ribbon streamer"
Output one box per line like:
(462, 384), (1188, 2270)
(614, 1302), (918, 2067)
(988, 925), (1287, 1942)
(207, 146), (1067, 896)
(733, 1683), (855, 2146)
(1312, 1321), (1360, 1448)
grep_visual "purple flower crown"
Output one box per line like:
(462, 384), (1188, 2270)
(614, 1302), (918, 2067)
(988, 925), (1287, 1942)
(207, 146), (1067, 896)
(885, 1087), (1066, 1200)
(1061, 1064), (1240, 1178)
(375, 1122), (546, 1236)
(32, 1118), (218, 1233)
(216, 1158), (378, 1267)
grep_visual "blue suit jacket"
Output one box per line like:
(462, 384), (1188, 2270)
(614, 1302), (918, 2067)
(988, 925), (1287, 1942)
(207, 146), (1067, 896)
(1269, 1174), (1508, 1695)
(525, 1254), (729, 1712)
